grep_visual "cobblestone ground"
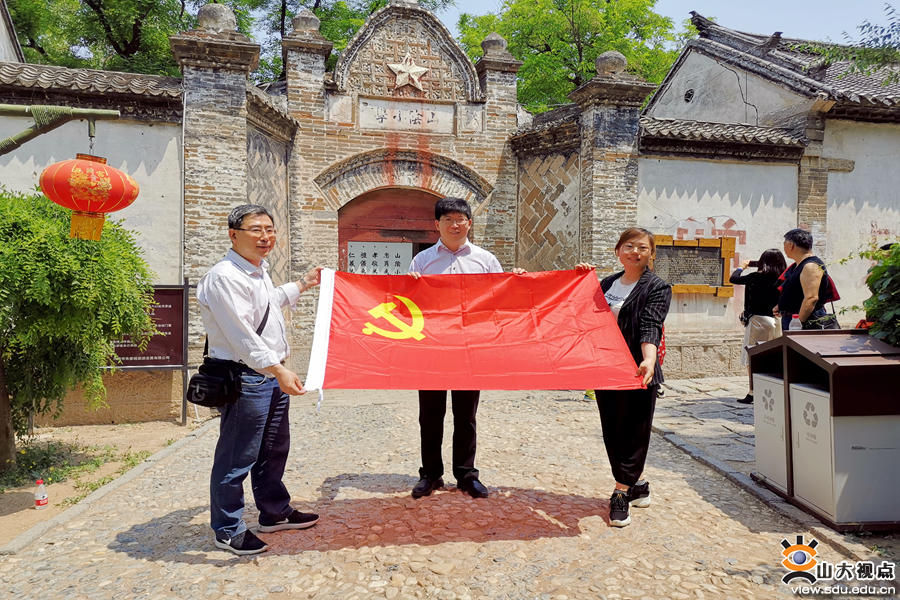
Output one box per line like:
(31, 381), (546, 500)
(0, 389), (835, 600)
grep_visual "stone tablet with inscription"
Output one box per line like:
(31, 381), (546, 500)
(654, 246), (723, 287)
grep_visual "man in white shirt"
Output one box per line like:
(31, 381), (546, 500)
(197, 204), (322, 555)
(408, 197), (522, 499)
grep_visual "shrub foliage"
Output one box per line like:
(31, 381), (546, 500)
(0, 188), (155, 470)
(863, 243), (900, 347)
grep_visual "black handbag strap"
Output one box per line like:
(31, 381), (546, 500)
(203, 303), (271, 358)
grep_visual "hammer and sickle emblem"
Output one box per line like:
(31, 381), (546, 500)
(362, 295), (426, 341)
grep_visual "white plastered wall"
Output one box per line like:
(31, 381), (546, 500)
(823, 119), (900, 319)
(0, 117), (183, 283)
(0, 12), (20, 62)
(638, 156), (798, 330)
(647, 51), (809, 125)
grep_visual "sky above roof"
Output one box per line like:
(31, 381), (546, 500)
(435, 0), (895, 44)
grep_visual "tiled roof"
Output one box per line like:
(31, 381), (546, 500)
(690, 13), (900, 106)
(640, 117), (808, 147)
(0, 61), (182, 98)
(513, 103), (581, 136)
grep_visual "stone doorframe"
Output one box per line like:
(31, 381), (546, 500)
(313, 148), (495, 212)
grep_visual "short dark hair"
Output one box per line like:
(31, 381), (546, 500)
(757, 248), (787, 278)
(228, 205), (274, 229)
(784, 228), (813, 250)
(434, 197), (472, 221)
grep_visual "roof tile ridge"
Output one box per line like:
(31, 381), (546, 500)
(694, 37), (838, 98)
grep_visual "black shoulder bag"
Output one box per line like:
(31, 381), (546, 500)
(186, 305), (270, 408)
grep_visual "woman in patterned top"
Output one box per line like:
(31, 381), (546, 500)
(576, 227), (672, 528)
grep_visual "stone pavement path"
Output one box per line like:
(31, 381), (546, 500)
(0, 388), (875, 600)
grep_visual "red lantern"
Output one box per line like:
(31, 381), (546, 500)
(39, 153), (140, 241)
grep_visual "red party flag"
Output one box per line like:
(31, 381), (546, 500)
(304, 269), (642, 391)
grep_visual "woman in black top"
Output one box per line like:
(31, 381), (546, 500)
(729, 249), (786, 404)
(577, 227), (672, 528)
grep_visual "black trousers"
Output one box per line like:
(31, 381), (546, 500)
(596, 385), (658, 487)
(418, 390), (480, 483)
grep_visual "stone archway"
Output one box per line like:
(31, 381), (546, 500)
(314, 148), (494, 213)
(338, 187), (442, 273)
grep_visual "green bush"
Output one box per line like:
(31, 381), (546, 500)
(0, 188), (156, 469)
(863, 243), (900, 347)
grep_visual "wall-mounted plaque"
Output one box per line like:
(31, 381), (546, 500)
(654, 246), (722, 287)
(347, 241), (413, 275)
(652, 236), (735, 296)
(359, 98), (454, 134)
(113, 287), (185, 367)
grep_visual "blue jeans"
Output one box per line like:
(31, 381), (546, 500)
(209, 370), (292, 539)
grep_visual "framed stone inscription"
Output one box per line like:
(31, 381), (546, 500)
(347, 241), (413, 275)
(359, 98), (455, 134)
(652, 236), (735, 296)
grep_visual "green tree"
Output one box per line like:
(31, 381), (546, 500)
(0, 189), (156, 472)
(9, 0), (455, 80)
(457, 0), (684, 112)
(7, 0), (261, 76)
(798, 4), (900, 85)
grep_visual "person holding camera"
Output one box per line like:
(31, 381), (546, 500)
(729, 249), (786, 404)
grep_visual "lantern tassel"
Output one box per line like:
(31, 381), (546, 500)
(70, 211), (105, 241)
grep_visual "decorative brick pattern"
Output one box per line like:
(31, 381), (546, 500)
(247, 126), (291, 286)
(333, 4), (482, 102)
(517, 152), (581, 271)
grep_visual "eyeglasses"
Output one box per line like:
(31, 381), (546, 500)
(621, 243), (652, 255)
(440, 218), (470, 226)
(234, 227), (277, 236)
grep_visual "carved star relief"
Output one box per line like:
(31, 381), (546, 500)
(388, 52), (429, 91)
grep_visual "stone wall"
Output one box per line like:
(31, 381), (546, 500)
(517, 151), (581, 271)
(661, 331), (746, 380)
(35, 371), (183, 427)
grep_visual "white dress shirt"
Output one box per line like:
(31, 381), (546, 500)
(409, 239), (503, 275)
(196, 249), (300, 371)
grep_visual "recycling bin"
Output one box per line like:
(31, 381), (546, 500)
(748, 330), (900, 530)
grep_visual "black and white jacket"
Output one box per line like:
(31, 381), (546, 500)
(601, 268), (672, 387)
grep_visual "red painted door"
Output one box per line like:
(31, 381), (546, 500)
(338, 188), (441, 271)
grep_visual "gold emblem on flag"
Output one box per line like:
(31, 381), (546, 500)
(362, 295), (426, 340)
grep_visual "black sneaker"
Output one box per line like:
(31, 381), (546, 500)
(609, 491), (631, 527)
(214, 529), (268, 555)
(628, 481), (650, 508)
(257, 509), (319, 533)
(738, 393), (753, 404)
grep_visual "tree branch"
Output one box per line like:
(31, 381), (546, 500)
(82, 0), (128, 57)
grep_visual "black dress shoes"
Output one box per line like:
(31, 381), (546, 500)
(457, 478), (489, 498)
(411, 477), (443, 498)
(738, 393), (754, 404)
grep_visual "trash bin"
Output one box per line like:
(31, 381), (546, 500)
(752, 373), (788, 494)
(748, 330), (900, 530)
